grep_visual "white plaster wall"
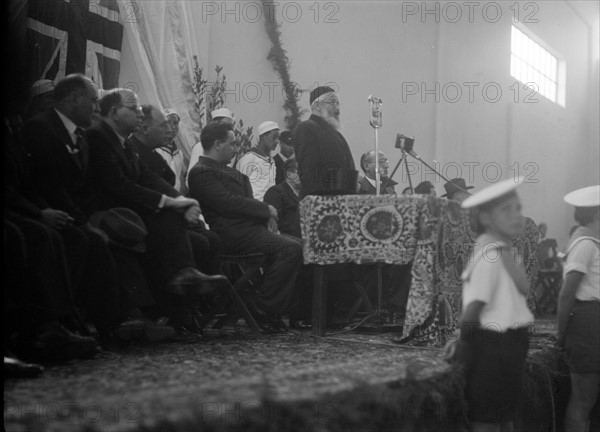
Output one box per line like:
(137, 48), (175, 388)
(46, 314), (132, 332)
(119, 0), (598, 247)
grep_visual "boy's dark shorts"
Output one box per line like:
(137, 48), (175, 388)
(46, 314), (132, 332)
(465, 326), (529, 423)
(565, 301), (600, 374)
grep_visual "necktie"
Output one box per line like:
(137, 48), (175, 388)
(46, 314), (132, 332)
(123, 139), (137, 168)
(69, 127), (84, 154)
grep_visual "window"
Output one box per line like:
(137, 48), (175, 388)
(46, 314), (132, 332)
(510, 25), (565, 106)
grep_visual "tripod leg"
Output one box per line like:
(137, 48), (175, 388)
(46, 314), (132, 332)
(403, 150), (414, 192)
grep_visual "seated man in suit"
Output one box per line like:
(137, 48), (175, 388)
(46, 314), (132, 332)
(263, 157), (312, 327)
(130, 104), (221, 275)
(187, 107), (234, 185)
(273, 130), (295, 185)
(20, 74), (174, 343)
(188, 121), (303, 323)
(358, 150), (397, 195)
(357, 151), (409, 324)
(263, 157), (301, 238)
(85, 88), (225, 305)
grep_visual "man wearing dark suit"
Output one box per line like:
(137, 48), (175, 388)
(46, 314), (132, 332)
(357, 150), (397, 195)
(130, 104), (221, 275)
(19, 74), (129, 338)
(4, 112), (99, 360)
(263, 157), (301, 238)
(85, 88), (224, 299)
(356, 151), (409, 324)
(273, 130), (295, 185)
(292, 86), (357, 197)
(129, 105), (177, 186)
(188, 121), (303, 316)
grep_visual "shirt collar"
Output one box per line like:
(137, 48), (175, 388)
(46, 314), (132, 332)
(54, 108), (78, 142)
(365, 176), (377, 188)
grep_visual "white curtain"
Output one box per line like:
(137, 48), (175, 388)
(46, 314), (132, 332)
(117, 0), (206, 162)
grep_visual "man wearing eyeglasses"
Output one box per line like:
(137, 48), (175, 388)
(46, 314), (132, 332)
(358, 150), (397, 195)
(292, 85), (357, 197)
(85, 88), (226, 301)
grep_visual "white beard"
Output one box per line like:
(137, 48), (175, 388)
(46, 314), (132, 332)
(323, 113), (341, 130)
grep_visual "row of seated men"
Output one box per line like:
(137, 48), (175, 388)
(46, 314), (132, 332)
(3, 74), (309, 375)
(5, 74), (468, 376)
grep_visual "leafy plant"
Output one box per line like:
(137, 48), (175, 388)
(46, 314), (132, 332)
(191, 58), (254, 163)
(261, 0), (307, 130)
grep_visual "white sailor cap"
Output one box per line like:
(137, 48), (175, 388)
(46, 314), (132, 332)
(563, 185), (600, 207)
(211, 108), (233, 120)
(461, 177), (525, 209)
(257, 121), (279, 136)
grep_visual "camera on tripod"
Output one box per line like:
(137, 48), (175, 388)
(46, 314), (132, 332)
(394, 134), (415, 153)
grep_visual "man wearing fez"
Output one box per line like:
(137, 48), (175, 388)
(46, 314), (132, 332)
(358, 150), (397, 195)
(292, 86), (357, 197)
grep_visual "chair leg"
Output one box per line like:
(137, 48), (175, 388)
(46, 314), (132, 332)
(223, 279), (261, 334)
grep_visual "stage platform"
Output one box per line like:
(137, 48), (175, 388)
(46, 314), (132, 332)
(5, 319), (595, 432)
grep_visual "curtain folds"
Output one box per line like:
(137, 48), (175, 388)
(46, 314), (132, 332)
(118, 0), (205, 162)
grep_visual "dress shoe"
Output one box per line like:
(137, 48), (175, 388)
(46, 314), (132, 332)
(114, 319), (175, 343)
(166, 267), (228, 296)
(289, 319), (312, 330)
(27, 321), (100, 363)
(249, 305), (288, 334)
(171, 327), (203, 344)
(4, 356), (44, 378)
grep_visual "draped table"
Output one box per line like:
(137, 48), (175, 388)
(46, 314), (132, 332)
(299, 195), (538, 343)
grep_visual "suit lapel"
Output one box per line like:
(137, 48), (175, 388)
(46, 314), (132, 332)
(359, 177), (376, 194)
(101, 122), (138, 179)
(47, 110), (86, 172)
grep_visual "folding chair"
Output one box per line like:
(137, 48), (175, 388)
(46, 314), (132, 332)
(195, 253), (266, 333)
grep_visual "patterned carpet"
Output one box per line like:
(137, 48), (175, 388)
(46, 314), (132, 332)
(4, 320), (559, 432)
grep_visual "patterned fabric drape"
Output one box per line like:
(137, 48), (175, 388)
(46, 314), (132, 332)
(300, 195), (539, 346)
(300, 195), (423, 265)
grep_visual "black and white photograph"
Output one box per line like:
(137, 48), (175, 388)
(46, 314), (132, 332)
(4, 1), (599, 431)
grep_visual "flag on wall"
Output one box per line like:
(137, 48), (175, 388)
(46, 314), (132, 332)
(26, 0), (123, 89)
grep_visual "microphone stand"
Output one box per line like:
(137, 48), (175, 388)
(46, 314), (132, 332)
(362, 96), (386, 332)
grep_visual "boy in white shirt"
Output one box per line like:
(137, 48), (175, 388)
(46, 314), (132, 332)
(454, 177), (533, 431)
(557, 185), (600, 432)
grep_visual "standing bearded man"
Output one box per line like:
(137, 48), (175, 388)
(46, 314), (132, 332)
(292, 86), (357, 197)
